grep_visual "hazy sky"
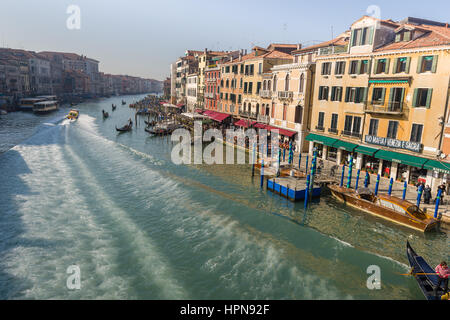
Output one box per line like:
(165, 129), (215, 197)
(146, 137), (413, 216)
(0, 0), (448, 80)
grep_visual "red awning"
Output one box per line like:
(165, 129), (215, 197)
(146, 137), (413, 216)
(234, 119), (256, 128)
(176, 104), (185, 108)
(194, 109), (204, 114)
(253, 123), (268, 129)
(203, 110), (230, 122)
(268, 126), (297, 137)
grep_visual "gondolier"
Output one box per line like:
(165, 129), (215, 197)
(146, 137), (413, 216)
(434, 261), (449, 297)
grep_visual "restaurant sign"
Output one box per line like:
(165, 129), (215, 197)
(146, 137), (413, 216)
(365, 135), (422, 153)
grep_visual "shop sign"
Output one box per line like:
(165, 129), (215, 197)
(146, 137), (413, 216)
(365, 135), (422, 153)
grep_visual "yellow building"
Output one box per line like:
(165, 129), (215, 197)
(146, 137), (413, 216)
(307, 16), (450, 188)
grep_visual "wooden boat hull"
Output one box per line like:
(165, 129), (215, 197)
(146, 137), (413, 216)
(406, 241), (446, 300)
(116, 125), (131, 132)
(329, 185), (438, 232)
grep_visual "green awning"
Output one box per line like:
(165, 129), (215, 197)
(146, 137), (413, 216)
(423, 159), (450, 174)
(375, 150), (428, 168)
(355, 145), (378, 156)
(305, 133), (338, 147)
(332, 140), (358, 152)
(369, 79), (409, 84)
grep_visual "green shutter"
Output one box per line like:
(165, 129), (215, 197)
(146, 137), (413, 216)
(417, 56), (423, 73)
(400, 88), (405, 107)
(426, 88), (433, 108)
(367, 60), (372, 74)
(385, 58), (390, 74)
(393, 58), (398, 74)
(374, 60), (379, 74)
(363, 87), (368, 102)
(388, 88), (394, 105)
(345, 87), (350, 102)
(412, 88), (418, 107)
(395, 33), (401, 42)
(350, 30), (355, 47)
(368, 27), (374, 45)
(357, 60), (362, 74)
(432, 55), (438, 73)
(404, 31), (411, 41)
(381, 88), (386, 104)
(405, 57), (411, 73)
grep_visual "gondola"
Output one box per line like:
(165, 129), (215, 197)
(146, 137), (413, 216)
(144, 120), (156, 126)
(406, 241), (447, 300)
(116, 121), (133, 132)
(112, 104), (116, 111)
(122, 100), (126, 105)
(102, 110), (109, 119)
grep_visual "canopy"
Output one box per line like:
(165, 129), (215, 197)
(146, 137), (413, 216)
(333, 140), (358, 152)
(203, 110), (231, 122)
(375, 150), (428, 168)
(234, 119), (256, 128)
(305, 133), (339, 147)
(355, 145), (379, 156)
(423, 159), (450, 174)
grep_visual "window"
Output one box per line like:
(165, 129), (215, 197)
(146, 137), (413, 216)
(330, 114), (338, 131)
(317, 112), (325, 129)
(395, 31), (412, 42)
(240, 78), (243, 89)
(388, 87), (405, 111)
(282, 104), (287, 120)
(330, 86), (343, 101)
(413, 88), (433, 108)
(387, 121), (399, 139)
(243, 82), (248, 94)
(273, 75), (277, 91)
(318, 86), (329, 100)
(349, 61), (359, 74)
(335, 61), (346, 75)
(352, 117), (361, 136)
(345, 87), (367, 103)
(394, 57), (410, 73)
(417, 55), (438, 73)
(299, 74), (305, 93)
(249, 64), (254, 75)
(359, 60), (369, 74)
(371, 88), (386, 105)
(294, 105), (303, 124)
(344, 115), (353, 133)
(248, 82), (253, 94)
(368, 119), (379, 136)
(351, 27), (374, 46)
(256, 82), (261, 94)
(321, 62), (332, 75)
(410, 124), (423, 143)
(258, 63), (262, 74)
(285, 74), (290, 91)
(375, 58), (389, 74)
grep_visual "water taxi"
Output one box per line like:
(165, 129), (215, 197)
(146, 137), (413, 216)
(328, 184), (440, 232)
(67, 109), (79, 120)
(32, 100), (59, 114)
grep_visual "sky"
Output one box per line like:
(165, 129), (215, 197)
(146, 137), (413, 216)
(0, 0), (449, 81)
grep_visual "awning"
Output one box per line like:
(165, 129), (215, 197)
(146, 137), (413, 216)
(234, 119), (256, 128)
(253, 123), (268, 129)
(423, 159), (450, 174)
(194, 109), (204, 114)
(203, 110), (231, 122)
(305, 133), (338, 147)
(355, 145), (379, 156)
(268, 126), (297, 137)
(369, 79), (409, 84)
(375, 150), (428, 168)
(333, 140), (358, 152)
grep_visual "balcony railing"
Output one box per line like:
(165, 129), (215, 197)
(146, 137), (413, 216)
(257, 114), (270, 124)
(259, 90), (272, 98)
(328, 127), (338, 134)
(239, 109), (258, 119)
(315, 126), (325, 132)
(365, 101), (406, 114)
(278, 91), (293, 100)
(204, 92), (215, 99)
(341, 130), (362, 138)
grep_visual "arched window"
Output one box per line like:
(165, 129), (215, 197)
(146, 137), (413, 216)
(268, 80), (271, 91)
(273, 75), (277, 92)
(248, 103), (251, 113)
(299, 73), (305, 93)
(256, 103), (260, 115)
(285, 74), (290, 91)
(226, 80), (229, 88)
(243, 102), (246, 112)
(263, 80), (266, 91)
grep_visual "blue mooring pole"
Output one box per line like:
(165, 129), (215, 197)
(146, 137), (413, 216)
(260, 159), (264, 188)
(283, 148), (286, 162)
(374, 174), (380, 195)
(305, 174), (310, 209)
(388, 177), (394, 196)
(340, 165), (345, 187)
(355, 169), (361, 190)
(417, 185), (423, 207)
(402, 181), (407, 200)
(364, 171), (369, 188)
(298, 153), (302, 171)
(434, 189), (443, 218)
(305, 155), (309, 175)
(251, 143), (256, 177)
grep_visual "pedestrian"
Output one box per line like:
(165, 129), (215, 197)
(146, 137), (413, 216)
(434, 261), (449, 297)
(437, 183), (446, 205)
(423, 185), (432, 204)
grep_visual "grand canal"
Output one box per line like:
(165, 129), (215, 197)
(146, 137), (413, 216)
(0, 94), (448, 299)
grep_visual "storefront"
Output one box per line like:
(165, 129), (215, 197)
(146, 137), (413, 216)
(361, 155), (380, 174)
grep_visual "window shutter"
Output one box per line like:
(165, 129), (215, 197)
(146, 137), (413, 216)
(381, 88), (386, 104)
(393, 58), (398, 74)
(405, 57), (411, 73)
(345, 87), (350, 102)
(367, 60), (372, 74)
(385, 58), (391, 74)
(412, 88), (418, 107)
(395, 33), (401, 42)
(368, 27), (374, 45)
(404, 31), (411, 42)
(417, 56), (423, 73)
(426, 88), (433, 108)
(350, 30), (355, 47)
(388, 88), (394, 105)
(363, 87), (368, 103)
(339, 87), (343, 101)
(357, 60), (362, 74)
(374, 60), (379, 74)
(400, 88), (405, 108)
(431, 55), (438, 73)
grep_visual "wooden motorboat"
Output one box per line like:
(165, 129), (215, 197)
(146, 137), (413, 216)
(116, 120), (132, 132)
(102, 110), (109, 119)
(328, 185), (440, 232)
(406, 241), (448, 300)
(66, 109), (79, 120)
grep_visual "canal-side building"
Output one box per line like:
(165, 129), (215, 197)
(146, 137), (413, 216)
(186, 73), (198, 112)
(270, 34), (350, 152)
(204, 62), (220, 112)
(307, 15), (450, 189)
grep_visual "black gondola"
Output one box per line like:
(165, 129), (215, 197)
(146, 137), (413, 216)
(116, 120), (133, 132)
(144, 120), (156, 126)
(406, 241), (446, 300)
(112, 104), (116, 111)
(102, 110), (109, 119)
(122, 100), (126, 105)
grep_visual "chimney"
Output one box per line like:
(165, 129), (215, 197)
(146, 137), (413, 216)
(297, 44), (302, 50)
(204, 48), (207, 54)
(239, 52), (242, 61)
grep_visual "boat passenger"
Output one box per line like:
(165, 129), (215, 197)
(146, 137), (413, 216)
(434, 261), (449, 297)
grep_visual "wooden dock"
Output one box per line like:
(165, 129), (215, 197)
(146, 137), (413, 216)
(267, 176), (322, 202)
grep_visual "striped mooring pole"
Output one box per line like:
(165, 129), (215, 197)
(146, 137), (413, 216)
(417, 185), (423, 207)
(305, 155), (309, 175)
(340, 165), (345, 187)
(374, 174), (380, 195)
(388, 178), (394, 196)
(364, 171), (369, 188)
(402, 181), (407, 200)
(346, 156), (354, 188)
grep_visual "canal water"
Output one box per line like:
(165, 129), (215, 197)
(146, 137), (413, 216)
(0, 94), (448, 299)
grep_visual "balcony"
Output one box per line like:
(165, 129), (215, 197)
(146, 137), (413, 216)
(315, 126), (325, 132)
(341, 130), (362, 138)
(239, 109), (258, 119)
(204, 92), (215, 99)
(257, 114), (270, 124)
(278, 91), (293, 100)
(328, 127), (338, 134)
(259, 90), (272, 98)
(365, 101), (406, 115)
